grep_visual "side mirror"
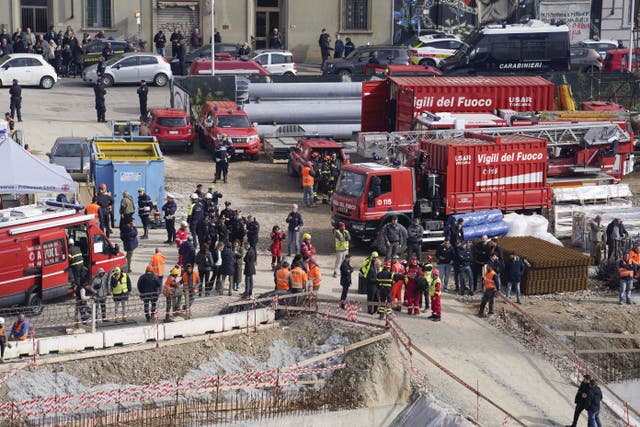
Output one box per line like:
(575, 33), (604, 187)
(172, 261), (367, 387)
(252, 122), (258, 128)
(115, 64), (121, 70)
(205, 119), (213, 128)
(2, 65), (9, 70)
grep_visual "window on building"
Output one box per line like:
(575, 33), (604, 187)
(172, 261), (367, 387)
(86, 0), (112, 28)
(343, 0), (369, 31)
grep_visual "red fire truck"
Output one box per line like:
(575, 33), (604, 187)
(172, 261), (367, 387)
(0, 204), (127, 314)
(331, 133), (553, 245)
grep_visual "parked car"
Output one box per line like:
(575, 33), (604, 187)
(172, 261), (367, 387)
(140, 108), (195, 153)
(82, 39), (129, 68)
(322, 45), (409, 76)
(188, 57), (270, 76)
(570, 47), (602, 73)
(47, 137), (91, 174)
(364, 63), (441, 78)
(409, 36), (463, 68)
(0, 53), (57, 88)
(576, 39), (618, 59)
(169, 43), (241, 75)
(252, 49), (296, 75)
(82, 53), (172, 86)
(603, 48), (640, 72)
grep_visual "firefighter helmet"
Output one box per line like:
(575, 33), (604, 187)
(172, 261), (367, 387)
(302, 233), (311, 240)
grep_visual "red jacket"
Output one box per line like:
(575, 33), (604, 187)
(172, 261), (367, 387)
(270, 230), (285, 256)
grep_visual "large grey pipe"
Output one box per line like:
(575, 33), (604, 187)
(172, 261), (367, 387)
(258, 123), (361, 139)
(244, 101), (361, 124)
(248, 82), (362, 100)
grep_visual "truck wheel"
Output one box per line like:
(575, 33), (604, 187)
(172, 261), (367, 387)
(102, 74), (114, 87)
(154, 73), (169, 87)
(419, 59), (437, 68)
(287, 161), (298, 177)
(27, 291), (43, 316)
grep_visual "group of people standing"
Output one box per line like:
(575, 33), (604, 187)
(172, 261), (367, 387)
(319, 28), (355, 67)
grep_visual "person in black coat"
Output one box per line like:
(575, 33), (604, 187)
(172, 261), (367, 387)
(119, 220), (138, 273)
(242, 242), (256, 298)
(504, 254), (526, 303)
(162, 194), (177, 243)
(586, 379), (603, 427)
(176, 40), (186, 75)
(217, 244), (235, 296)
(567, 375), (591, 427)
(93, 80), (106, 122)
(449, 218), (465, 250)
(340, 255), (354, 308)
(9, 79), (22, 122)
(153, 30), (166, 56)
(137, 80), (148, 120)
(179, 236), (196, 267)
(344, 37), (355, 56)
(137, 266), (162, 321)
(246, 215), (260, 254)
(269, 27), (283, 49)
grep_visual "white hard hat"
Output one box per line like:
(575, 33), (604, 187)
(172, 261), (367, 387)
(0, 317), (5, 325)
(190, 193), (198, 200)
(68, 238), (74, 245)
(205, 193), (213, 199)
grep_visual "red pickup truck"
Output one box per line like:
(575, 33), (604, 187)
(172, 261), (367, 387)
(287, 137), (348, 179)
(196, 100), (261, 159)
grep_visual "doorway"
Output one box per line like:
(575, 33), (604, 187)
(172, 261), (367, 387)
(255, 0), (280, 50)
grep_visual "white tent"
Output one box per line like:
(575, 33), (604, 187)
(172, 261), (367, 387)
(0, 137), (78, 194)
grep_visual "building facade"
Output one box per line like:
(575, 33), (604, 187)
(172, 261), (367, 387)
(0, 0), (394, 63)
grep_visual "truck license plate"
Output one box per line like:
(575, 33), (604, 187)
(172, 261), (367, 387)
(235, 149), (245, 153)
(169, 130), (179, 134)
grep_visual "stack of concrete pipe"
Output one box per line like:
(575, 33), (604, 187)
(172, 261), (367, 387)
(246, 82), (362, 138)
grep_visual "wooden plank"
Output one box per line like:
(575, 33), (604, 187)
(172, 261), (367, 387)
(224, 291), (313, 308)
(296, 332), (391, 368)
(555, 330), (640, 339)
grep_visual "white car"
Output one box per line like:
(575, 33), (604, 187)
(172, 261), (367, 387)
(576, 39), (619, 59)
(0, 53), (57, 89)
(252, 50), (296, 76)
(82, 53), (172, 87)
(409, 37), (464, 68)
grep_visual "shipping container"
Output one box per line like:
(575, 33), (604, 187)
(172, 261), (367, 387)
(361, 76), (555, 132)
(91, 142), (165, 227)
(421, 133), (551, 214)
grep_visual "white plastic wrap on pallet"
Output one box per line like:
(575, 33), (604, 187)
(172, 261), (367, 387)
(39, 332), (104, 355)
(553, 184), (632, 203)
(552, 199), (634, 237)
(103, 325), (164, 348)
(572, 207), (640, 249)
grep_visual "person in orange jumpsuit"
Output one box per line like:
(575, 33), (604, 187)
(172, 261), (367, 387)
(429, 269), (442, 321)
(391, 255), (405, 312)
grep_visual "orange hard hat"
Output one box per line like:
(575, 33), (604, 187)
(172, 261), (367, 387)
(145, 265), (154, 273)
(99, 183), (107, 190)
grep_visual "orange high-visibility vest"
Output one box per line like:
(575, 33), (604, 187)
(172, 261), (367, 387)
(151, 253), (166, 277)
(620, 266), (635, 278)
(308, 264), (321, 288)
(290, 267), (307, 289)
(163, 276), (179, 297)
(275, 267), (291, 291)
(483, 270), (497, 290)
(301, 166), (314, 187)
(182, 271), (200, 292)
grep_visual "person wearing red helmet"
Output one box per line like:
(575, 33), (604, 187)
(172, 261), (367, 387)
(405, 258), (423, 315)
(420, 255), (434, 310)
(391, 255), (406, 312)
(376, 261), (393, 319)
(429, 269), (442, 321)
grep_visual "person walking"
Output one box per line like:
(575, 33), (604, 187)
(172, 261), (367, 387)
(435, 239), (454, 291)
(333, 222), (350, 278)
(566, 374), (591, 427)
(110, 267), (130, 322)
(339, 254), (353, 309)
(163, 268), (182, 321)
(586, 379), (603, 427)
(242, 241), (256, 298)
(90, 268), (109, 321)
(478, 264), (497, 317)
(285, 204), (303, 256)
(137, 80), (148, 120)
(320, 33), (333, 68)
(93, 79), (106, 122)
(9, 79), (22, 122)
(137, 266), (162, 322)
(119, 220), (138, 273)
(504, 253), (525, 304)
(162, 194), (177, 244)
(153, 30), (166, 56)
(137, 187), (153, 239)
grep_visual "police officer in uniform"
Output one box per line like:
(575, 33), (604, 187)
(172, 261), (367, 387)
(376, 261), (394, 319)
(137, 187), (153, 239)
(9, 79), (22, 122)
(214, 136), (233, 183)
(137, 80), (148, 120)
(94, 79), (106, 123)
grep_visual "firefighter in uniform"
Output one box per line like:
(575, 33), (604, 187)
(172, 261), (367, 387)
(68, 238), (85, 287)
(328, 152), (340, 199)
(376, 262), (393, 319)
(360, 251), (381, 314)
(317, 156), (333, 204)
(310, 152), (322, 201)
(110, 267), (131, 322)
(478, 264), (497, 317)
(391, 256), (406, 312)
(405, 259), (423, 315)
(137, 187), (153, 239)
(163, 268), (182, 321)
(419, 256), (433, 310)
(74, 280), (94, 325)
(429, 269), (442, 321)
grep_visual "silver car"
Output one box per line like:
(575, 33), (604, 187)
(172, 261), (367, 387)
(47, 137), (91, 174)
(82, 53), (172, 87)
(252, 50), (297, 76)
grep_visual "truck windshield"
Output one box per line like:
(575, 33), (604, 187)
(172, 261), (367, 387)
(335, 170), (366, 197)
(216, 115), (251, 128)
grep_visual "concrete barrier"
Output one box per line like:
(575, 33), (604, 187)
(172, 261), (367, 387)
(4, 340), (36, 359)
(163, 315), (224, 339)
(38, 332), (104, 355)
(222, 308), (275, 331)
(103, 324), (165, 348)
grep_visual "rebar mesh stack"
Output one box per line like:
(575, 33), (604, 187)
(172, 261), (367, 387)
(499, 237), (591, 295)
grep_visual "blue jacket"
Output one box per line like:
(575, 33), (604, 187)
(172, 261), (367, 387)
(219, 248), (235, 276)
(455, 248), (471, 268)
(120, 224), (139, 252)
(505, 257), (525, 283)
(179, 240), (196, 266)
